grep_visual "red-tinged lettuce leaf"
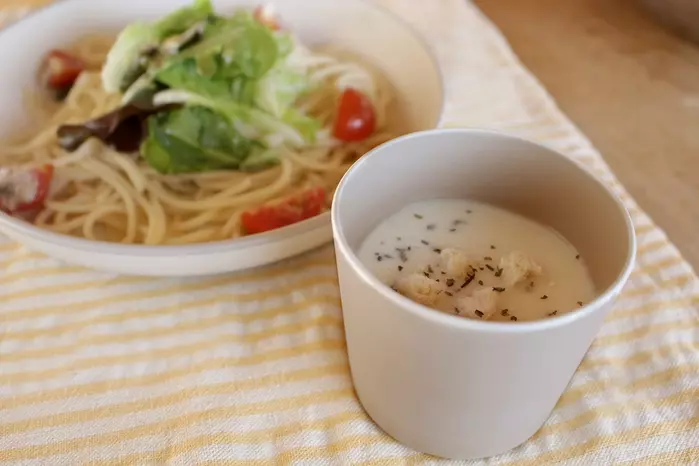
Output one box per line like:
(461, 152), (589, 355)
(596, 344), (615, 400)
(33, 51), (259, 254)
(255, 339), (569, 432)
(57, 103), (180, 153)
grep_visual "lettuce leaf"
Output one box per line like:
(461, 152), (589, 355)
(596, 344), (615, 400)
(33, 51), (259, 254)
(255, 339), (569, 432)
(153, 0), (213, 38)
(239, 147), (282, 171)
(153, 89), (307, 147)
(155, 57), (256, 104)
(149, 11), (281, 106)
(101, 22), (159, 93)
(282, 108), (320, 143)
(142, 106), (261, 174)
(102, 0), (214, 94)
(177, 13), (279, 79)
(254, 62), (311, 118)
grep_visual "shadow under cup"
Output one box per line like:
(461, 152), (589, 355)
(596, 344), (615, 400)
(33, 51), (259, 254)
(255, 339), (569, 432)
(331, 129), (636, 460)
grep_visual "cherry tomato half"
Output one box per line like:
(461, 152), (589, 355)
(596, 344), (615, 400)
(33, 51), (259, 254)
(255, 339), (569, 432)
(41, 49), (85, 90)
(241, 187), (326, 235)
(0, 164), (54, 214)
(333, 88), (376, 142)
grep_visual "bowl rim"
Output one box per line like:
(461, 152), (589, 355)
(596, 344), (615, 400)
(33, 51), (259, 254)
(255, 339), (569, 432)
(0, 0), (446, 256)
(331, 127), (637, 334)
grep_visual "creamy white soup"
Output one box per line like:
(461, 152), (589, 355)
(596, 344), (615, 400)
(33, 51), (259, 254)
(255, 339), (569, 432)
(357, 199), (596, 322)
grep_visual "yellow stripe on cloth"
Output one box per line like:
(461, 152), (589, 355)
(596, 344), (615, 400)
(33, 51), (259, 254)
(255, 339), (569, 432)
(1, 1), (699, 465)
(623, 447), (699, 465)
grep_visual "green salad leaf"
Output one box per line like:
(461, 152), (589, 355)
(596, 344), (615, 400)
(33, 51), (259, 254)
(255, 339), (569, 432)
(239, 147), (282, 171)
(155, 58), (257, 104)
(156, 58), (234, 99)
(92, 0), (326, 175)
(102, 0), (214, 93)
(153, 89), (311, 148)
(282, 108), (321, 143)
(142, 106), (260, 174)
(153, 0), (213, 38)
(101, 22), (159, 93)
(255, 62), (311, 118)
(177, 12), (279, 79)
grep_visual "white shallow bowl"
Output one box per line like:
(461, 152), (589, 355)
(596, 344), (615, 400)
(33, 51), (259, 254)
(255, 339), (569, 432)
(0, 0), (443, 276)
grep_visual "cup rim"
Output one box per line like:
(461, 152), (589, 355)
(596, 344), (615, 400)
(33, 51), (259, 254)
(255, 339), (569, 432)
(331, 128), (637, 334)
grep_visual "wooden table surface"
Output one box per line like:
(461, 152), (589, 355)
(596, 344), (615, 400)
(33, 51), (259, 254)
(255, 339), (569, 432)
(473, 0), (699, 270)
(8, 0), (699, 269)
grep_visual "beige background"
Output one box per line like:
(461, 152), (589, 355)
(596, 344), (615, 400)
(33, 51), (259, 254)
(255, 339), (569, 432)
(8, 0), (699, 269)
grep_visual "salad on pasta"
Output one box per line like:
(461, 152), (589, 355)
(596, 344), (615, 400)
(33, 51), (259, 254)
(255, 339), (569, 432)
(0, 0), (394, 245)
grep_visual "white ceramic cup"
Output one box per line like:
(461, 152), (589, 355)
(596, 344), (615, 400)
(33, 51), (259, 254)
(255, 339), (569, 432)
(331, 129), (636, 460)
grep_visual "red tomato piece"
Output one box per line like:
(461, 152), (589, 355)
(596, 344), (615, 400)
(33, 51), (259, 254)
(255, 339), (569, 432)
(254, 5), (281, 30)
(333, 88), (377, 142)
(241, 187), (326, 235)
(0, 164), (54, 214)
(41, 49), (85, 90)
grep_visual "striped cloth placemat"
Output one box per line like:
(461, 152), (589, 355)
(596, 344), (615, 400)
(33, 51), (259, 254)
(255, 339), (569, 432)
(1, 0), (699, 464)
